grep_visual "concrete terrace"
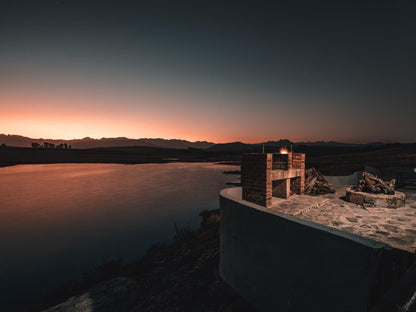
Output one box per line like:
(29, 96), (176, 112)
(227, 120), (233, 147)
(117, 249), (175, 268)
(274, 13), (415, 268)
(231, 186), (416, 253)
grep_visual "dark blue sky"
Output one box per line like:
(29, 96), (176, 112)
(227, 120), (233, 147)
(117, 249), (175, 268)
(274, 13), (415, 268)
(1, 0), (415, 142)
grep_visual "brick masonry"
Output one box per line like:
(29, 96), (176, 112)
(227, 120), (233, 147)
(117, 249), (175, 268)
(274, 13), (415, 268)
(241, 153), (273, 207)
(291, 153), (305, 195)
(242, 152), (305, 207)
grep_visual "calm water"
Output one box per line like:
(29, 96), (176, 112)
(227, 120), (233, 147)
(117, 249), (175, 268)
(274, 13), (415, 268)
(0, 163), (238, 311)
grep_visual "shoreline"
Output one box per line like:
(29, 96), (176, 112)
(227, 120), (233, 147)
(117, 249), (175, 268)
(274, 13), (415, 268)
(38, 209), (254, 312)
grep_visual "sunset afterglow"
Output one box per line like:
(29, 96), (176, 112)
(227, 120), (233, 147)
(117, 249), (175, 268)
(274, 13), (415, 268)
(1, 1), (415, 143)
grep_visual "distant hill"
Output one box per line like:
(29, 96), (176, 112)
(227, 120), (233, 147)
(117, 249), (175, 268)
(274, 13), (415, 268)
(206, 139), (390, 154)
(296, 141), (361, 147)
(206, 142), (256, 152)
(258, 139), (294, 147)
(207, 139), (295, 153)
(0, 134), (214, 149)
(295, 141), (391, 147)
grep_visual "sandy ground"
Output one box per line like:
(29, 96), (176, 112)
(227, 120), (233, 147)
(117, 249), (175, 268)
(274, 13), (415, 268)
(270, 187), (416, 253)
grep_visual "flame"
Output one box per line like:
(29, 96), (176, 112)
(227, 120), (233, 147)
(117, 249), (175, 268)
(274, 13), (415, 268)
(280, 147), (289, 154)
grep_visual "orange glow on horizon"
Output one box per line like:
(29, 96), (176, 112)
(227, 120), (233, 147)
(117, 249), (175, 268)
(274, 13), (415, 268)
(0, 89), (287, 143)
(1, 87), (390, 144)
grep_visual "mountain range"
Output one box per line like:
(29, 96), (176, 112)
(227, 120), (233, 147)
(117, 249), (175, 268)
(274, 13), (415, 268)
(0, 134), (214, 149)
(0, 134), (390, 150)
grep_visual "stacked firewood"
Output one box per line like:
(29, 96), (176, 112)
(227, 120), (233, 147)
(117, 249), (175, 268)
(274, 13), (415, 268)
(356, 172), (395, 195)
(303, 168), (335, 195)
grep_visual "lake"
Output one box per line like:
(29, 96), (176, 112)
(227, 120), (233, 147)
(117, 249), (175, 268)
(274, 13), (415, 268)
(0, 163), (238, 311)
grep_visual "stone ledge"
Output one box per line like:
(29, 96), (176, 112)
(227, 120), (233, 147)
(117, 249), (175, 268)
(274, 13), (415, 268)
(346, 187), (405, 208)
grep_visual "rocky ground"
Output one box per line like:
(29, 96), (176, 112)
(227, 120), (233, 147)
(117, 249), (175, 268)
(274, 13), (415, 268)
(39, 210), (255, 312)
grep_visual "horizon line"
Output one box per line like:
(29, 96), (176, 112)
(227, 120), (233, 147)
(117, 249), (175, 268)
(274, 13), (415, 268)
(0, 133), (412, 145)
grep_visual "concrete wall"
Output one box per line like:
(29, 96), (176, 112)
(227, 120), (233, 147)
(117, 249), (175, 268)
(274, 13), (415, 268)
(220, 188), (414, 312)
(323, 171), (363, 186)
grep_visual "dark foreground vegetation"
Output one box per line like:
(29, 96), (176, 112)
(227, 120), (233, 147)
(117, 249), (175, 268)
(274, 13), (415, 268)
(37, 210), (254, 312)
(1, 143), (415, 175)
(35, 208), (416, 312)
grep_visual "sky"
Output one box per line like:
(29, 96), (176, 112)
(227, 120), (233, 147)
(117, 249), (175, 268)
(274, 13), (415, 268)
(1, 0), (415, 143)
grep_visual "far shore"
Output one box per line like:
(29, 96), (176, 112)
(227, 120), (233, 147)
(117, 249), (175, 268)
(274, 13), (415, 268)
(0, 145), (241, 169)
(1, 144), (415, 176)
(0, 160), (241, 169)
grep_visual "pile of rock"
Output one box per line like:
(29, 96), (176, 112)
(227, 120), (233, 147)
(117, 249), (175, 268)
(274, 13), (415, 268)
(303, 168), (335, 195)
(356, 172), (395, 195)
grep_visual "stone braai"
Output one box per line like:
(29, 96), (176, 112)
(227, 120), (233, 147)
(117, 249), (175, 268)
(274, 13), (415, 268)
(241, 152), (305, 207)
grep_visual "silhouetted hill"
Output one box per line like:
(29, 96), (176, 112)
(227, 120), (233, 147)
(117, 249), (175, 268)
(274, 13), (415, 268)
(256, 139), (294, 148)
(206, 142), (256, 152)
(207, 139), (294, 153)
(206, 140), (393, 154)
(296, 141), (361, 147)
(0, 134), (214, 149)
(307, 143), (416, 175)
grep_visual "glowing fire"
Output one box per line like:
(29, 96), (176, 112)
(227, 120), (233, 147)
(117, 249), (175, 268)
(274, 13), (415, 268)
(280, 147), (289, 154)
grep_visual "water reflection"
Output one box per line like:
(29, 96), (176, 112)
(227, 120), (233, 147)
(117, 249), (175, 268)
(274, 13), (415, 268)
(0, 163), (238, 311)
